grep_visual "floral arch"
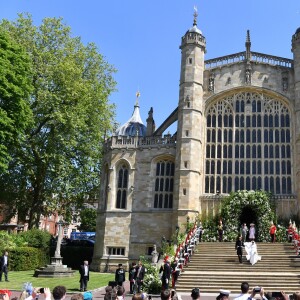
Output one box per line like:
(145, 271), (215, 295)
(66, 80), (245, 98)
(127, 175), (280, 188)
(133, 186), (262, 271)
(220, 190), (275, 242)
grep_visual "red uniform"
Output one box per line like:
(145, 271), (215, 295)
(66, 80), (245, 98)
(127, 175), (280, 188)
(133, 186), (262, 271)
(270, 224), (276, 243)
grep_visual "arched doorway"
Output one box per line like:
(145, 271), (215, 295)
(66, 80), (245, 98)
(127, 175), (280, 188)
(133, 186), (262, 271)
(239, 205), (258, 226)
(239, 205), (259, 241)
(220, 190), (275, 241)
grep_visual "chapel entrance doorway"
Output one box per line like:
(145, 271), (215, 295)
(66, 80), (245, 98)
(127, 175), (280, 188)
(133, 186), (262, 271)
(239, 205), (258, 241)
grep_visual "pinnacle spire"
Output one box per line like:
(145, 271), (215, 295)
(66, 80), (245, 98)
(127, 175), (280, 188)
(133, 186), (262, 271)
(245, 30), (251, 61)
(193, 6), (198, 26)
(246, 30), (251, 43)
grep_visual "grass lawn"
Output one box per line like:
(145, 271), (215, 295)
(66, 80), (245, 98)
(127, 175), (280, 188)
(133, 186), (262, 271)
(0, 271), (114, 292)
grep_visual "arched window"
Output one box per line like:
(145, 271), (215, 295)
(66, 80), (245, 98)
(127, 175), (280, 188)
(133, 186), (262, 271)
(116, 164), (128, 209)
(154, 159), (174, 209)
(205, 92), (292, 195)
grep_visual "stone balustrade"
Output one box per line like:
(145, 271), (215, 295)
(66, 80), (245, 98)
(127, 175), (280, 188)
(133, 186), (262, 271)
(251, 51), (293, 67)
(103, 135), (177, 152)
(205, 51), (293, 69)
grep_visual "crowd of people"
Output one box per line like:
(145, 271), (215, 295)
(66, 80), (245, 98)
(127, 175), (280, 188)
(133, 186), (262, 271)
(1, 220), (299, 300)
(103, 281), (298, 300)
(116, 223), (202, 295)
(0, 285), (92, 300)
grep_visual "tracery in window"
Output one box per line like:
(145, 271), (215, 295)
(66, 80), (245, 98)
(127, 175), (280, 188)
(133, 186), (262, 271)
(116, 164), (128, 209)
(154, 160), (174, 209)
(205, 92), (292, 195)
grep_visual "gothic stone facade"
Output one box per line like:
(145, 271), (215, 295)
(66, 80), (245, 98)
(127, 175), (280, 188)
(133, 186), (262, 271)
(91, 21), (300, 271)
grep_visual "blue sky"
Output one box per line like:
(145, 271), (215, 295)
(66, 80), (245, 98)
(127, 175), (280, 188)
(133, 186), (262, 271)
(1, 1), (300, 134)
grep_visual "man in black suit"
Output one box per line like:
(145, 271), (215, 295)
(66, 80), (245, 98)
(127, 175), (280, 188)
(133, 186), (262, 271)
(0, 251), (9, 282)
(128, 262), (137, 294)
(134, 260), (145, 293)
(161, 256), (171, 290)
(115, 264), (126, 287)
(79, 260), (90, 291)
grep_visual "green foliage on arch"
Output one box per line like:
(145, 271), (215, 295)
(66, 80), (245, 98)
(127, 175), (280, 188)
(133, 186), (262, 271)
(221, 190), (276, 242)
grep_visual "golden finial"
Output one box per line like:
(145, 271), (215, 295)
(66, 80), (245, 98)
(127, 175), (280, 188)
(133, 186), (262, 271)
(135, 90), (140, 106)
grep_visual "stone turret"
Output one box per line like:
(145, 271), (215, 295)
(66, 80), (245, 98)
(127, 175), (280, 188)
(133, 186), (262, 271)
(174, 7), (206, 225)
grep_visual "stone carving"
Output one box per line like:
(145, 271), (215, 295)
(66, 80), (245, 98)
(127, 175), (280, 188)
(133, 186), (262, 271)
(208, 74), (215, 92)
(282, 77), (288, 91)
(245, 69), (251, 84)
(151, 244), (159, 263)
(54, 222), (63, 258)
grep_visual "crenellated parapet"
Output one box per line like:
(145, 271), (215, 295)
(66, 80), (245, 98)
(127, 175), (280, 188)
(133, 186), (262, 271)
(181, 32), (206, 49)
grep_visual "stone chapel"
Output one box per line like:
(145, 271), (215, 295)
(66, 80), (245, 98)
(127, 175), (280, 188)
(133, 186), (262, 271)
(91, 10), (300, 270)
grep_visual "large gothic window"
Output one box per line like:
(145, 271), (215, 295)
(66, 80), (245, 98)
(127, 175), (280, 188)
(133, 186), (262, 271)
(154, 160), (175, 209)
(116, 164), (128, 209)
(205, 92), (292, 195)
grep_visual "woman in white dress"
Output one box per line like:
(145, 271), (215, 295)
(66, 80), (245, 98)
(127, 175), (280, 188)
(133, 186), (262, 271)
(244, 241), (261, 265)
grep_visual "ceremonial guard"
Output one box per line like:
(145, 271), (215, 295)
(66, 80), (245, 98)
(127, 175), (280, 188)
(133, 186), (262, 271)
(269, 222), (277, 243)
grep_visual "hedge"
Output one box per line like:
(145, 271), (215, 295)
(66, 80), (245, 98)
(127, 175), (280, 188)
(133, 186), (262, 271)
(9, 247), (49, 271)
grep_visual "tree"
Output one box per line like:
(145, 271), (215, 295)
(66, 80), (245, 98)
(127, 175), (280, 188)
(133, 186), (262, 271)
(0, 14), (116, 228)
(78, 208), (97, 232)
(0, 29), (33, 172)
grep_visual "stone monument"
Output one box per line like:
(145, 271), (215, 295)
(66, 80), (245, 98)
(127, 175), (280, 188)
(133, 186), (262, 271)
(34, 221), (74, 277)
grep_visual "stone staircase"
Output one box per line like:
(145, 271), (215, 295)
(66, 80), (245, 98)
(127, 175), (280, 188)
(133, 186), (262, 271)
(175, 242), (300, 294)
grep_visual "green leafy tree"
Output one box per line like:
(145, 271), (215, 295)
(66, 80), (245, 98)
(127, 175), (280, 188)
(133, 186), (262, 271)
(20, 228), (52, 249)
(78, 208), (97, 232)
(0, 14), (116, 228)
(0, 29), (33, 172)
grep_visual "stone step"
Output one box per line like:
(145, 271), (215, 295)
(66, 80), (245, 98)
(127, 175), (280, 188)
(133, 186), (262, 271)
(185, 266), (298, 269)
(176, 242), (298, 293)
(178, 271), (300, 277)
(176, 286), (300, 294)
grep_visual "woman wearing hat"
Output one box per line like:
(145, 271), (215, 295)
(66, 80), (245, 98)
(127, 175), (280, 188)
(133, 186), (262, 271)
(249, 223), (255, 241)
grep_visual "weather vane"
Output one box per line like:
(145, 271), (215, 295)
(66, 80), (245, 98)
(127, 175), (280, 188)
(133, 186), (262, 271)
(193, 5), (198, 26)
